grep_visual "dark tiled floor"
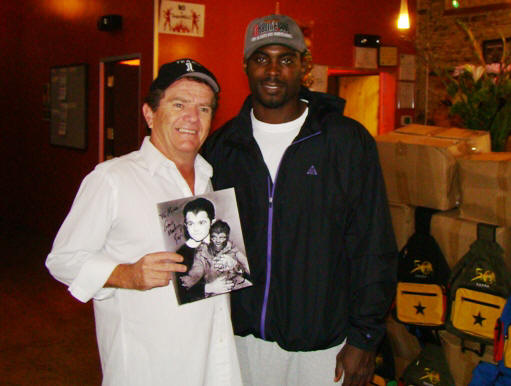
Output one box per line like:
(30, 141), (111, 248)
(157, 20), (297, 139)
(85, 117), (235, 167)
(0, 226), (102, 385)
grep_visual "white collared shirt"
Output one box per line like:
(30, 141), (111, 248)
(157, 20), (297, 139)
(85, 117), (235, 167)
(46, 137), (242, 386)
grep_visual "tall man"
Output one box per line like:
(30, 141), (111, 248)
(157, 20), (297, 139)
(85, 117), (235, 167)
(46, 59), (242, 386)
(201, 14), (397, 386)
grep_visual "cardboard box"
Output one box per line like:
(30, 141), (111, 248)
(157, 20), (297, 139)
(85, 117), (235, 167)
(376, 132), (469, 210)
(396, 124), (491, 153)
(431, 209), (511, 270)
(439, 330), (496, 386)
(458, 153), (511, 227)
(389, 202), (415, 251)
(386, 316), (421, 379)
(385, 316), (421, 363)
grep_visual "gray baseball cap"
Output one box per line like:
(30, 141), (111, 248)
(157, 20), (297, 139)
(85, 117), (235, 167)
(243, 14), (307, 60)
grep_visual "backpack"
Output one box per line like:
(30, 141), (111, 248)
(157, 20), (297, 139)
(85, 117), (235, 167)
(468, 295), (511, 385)
(495, 295), (511, 372)
(469, 361), (510, 386)
(446, 223), (511, 354)
(400, 343), (455, 386)
(395, 207), (451, 329)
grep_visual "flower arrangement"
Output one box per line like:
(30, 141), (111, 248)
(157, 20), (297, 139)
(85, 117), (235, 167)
(438, 23), (511, 151)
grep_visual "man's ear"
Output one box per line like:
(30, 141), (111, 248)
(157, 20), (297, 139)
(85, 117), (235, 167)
(242, 60), (248, 74)
(300, 54), (309, 78)
(142, 103), (154, 129)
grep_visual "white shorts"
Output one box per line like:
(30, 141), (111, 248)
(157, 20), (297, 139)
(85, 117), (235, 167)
(235, 334), (346, 386)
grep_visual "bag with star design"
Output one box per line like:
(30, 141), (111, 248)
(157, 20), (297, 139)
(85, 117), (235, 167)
(400, 343), (455, 386)
(446, 223), (511, 353)
(467, 296), (511, 385)
(395, 207), (451, 328)
(491, 294), (511, 379)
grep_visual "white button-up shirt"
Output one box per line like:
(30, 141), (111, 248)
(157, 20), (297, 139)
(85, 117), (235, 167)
(46, 137), (242, 386)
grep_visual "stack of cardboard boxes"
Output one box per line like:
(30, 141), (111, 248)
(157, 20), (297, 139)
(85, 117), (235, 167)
(376, 124), (511, 385)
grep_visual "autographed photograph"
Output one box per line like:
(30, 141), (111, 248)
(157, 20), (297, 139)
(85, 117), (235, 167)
(157, 188), (252, 305)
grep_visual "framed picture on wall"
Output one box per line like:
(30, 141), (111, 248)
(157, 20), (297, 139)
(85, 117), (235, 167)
(50, 63), (88, 150)
(354, 47), (378, 69)
(483, 38), (511, 64)
(379, 46), (398, 67)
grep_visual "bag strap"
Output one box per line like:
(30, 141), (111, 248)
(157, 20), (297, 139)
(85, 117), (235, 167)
(407, 325), (442, 347)
(461, 338), (487, 357)
(415, 207), (438, 235)
(477, 223), (497, 242)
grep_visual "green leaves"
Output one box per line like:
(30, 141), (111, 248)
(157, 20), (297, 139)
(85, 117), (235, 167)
(446, 65), (511, 151)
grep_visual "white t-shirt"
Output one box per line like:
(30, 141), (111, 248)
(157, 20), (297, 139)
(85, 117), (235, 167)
(46, 137), (242, 386)
(251, 106), (308, 181)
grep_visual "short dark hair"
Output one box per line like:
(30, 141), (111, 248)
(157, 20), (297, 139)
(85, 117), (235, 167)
(183, 197), (215, 221)
(210, 220), (230, 236)
(144, 76), (219, 112)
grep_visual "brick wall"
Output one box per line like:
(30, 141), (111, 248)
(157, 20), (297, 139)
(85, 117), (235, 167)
(415, 0), (511, 125)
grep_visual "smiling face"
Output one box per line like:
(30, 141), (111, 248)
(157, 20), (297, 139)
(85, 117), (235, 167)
(184, 210), (211, 242)
(143, 78), (215, 162)
(244, 44), (306, 121)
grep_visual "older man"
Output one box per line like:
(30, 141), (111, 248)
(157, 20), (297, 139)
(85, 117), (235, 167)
(46, 59), (242, 386)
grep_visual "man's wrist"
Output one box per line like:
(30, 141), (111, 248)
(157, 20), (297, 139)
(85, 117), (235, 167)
(105, 263), (132, 289)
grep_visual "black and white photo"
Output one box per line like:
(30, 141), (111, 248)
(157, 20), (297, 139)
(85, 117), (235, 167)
(158, 188), (252, 305)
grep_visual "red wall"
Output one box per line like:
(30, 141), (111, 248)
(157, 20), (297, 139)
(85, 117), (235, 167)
(1, 0), (416, 238)
(158, 0), (417, 130)
(0, 1), (154, 237)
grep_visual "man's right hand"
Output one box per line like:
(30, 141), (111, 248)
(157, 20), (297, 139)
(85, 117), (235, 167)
(106, 252), (187, 290)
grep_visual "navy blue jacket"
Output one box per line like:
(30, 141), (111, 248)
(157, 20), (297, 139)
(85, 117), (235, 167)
(201, 87), (397, 351)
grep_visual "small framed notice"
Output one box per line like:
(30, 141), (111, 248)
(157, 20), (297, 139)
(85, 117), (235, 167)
(397, 81), (415, 109)
(50, 63), (88, 150)
(398, 54), (416, 81)
(379, 46), (398, 67)
(354, 47), (378, 69)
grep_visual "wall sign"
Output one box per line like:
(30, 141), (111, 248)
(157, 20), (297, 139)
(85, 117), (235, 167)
(50, 64), (87, 150)
(159, 1), (205, 37)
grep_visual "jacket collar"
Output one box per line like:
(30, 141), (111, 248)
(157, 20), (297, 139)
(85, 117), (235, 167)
(225, 87), (346, 146)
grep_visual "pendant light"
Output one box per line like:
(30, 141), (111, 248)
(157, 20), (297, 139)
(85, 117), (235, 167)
(397, 0), (410, 29)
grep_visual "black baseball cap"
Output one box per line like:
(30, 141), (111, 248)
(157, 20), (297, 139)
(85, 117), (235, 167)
(150, 58), (220, 93)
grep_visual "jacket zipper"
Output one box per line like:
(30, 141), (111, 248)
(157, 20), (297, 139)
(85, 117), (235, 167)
(259, 131), (322, 339)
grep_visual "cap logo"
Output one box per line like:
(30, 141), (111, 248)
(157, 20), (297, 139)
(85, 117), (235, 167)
(185, 60), (194, 72)
(251, 19), (292, 42)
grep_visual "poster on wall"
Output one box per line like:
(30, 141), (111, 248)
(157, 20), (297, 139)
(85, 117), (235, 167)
(159, 1), (205, 37)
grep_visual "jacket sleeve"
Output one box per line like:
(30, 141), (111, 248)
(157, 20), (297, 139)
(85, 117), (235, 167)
(344, 130), (397, 351)
(45, 170), (120, 303)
